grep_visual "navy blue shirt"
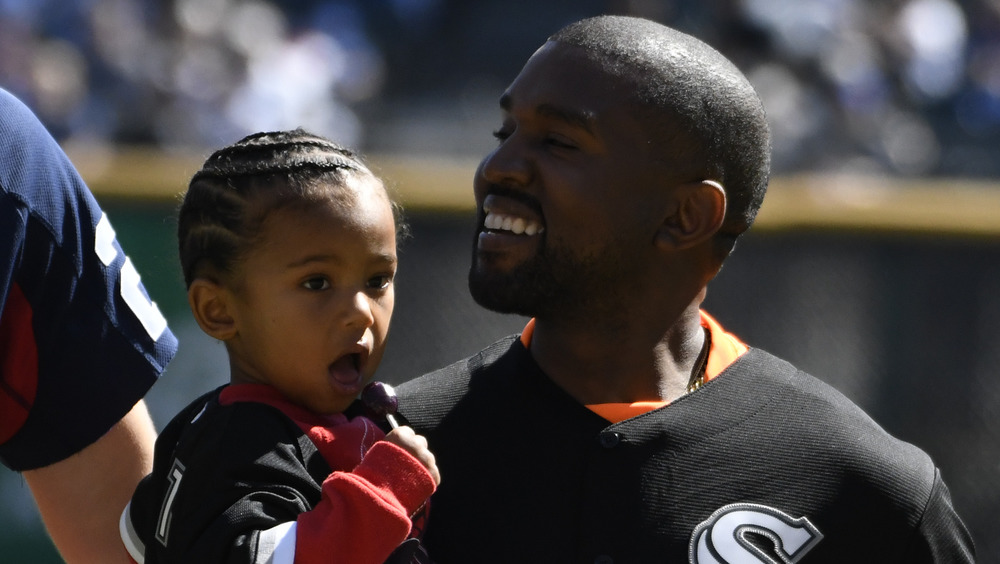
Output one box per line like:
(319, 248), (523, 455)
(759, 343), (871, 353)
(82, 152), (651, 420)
(0, 88), (177, 470)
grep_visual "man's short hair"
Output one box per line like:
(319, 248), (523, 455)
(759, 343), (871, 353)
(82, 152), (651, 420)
(550, 16), (772, 258)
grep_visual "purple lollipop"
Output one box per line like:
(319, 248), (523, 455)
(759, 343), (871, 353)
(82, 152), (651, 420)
(361, 381), (400, 429)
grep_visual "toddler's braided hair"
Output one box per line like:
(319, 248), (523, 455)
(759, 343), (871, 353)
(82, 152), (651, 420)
(177, 129), (403, 287)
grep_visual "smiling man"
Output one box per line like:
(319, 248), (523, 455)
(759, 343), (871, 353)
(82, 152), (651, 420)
(396, 15), (973, 564)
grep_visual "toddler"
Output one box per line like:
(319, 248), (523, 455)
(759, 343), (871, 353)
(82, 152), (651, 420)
(120, 130), (439, 564)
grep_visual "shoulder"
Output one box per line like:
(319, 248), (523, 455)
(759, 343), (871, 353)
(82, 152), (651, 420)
(0, 88), (49, 155)
(663, 349), (968, 552)
(724, 348), (940, 504)
(396, 335), (523, 428)
(140, 388), (322, 510)
(404, 335), (521, 384)
(732, 348), (934, 464)
(0, 88), (83, 207)
(127, 390), (327, 560)
(156, 389), (313, 466)
(136, 388), (323, 515)
(0, 87), (89, 274)
(397, 335), (521, 398)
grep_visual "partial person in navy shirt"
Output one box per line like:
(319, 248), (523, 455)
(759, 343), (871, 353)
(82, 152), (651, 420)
(0, 87), (177, 563)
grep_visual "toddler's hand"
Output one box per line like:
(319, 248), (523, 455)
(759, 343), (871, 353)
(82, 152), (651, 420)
(382, 426), (441, 486)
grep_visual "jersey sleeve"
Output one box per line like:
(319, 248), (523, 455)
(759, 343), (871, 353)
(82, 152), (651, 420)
(0, 87), (177, 470)
(293, 440), (435, 564)
(906, 469), (976, 562)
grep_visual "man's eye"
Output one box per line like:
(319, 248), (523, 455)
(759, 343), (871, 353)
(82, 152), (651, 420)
(367, 275), (393, 291)
(302, 277), (330, 291)
(545, 135), (577, 150)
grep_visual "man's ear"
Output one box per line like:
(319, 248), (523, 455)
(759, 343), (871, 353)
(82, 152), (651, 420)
(655, 180), (726, 251)
(187, 278), (237, 341)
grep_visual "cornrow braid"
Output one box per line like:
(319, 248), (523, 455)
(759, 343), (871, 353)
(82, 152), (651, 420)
(178, 129), (402, 287)
(191, 129), (367, 183)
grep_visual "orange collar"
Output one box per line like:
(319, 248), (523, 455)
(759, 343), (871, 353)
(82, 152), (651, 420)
(519, 311), (748, 422)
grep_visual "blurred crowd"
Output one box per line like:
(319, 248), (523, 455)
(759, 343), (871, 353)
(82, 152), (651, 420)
(0, 0), (391, 150)
(1, 0), (999, 177)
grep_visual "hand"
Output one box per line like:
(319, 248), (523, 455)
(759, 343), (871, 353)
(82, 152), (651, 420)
(382, 426), (441, 486)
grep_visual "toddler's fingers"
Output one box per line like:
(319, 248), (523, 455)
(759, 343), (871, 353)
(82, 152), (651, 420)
(384, 427), (441, 485)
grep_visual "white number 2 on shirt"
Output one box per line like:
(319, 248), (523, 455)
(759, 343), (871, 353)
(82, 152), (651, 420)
(94, 213), (168, 340)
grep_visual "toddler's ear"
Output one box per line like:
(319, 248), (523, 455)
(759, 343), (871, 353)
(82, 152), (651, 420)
(188, 279), (237, 341)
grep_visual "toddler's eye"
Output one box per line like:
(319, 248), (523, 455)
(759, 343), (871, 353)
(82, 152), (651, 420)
(302, 277), (330, 291)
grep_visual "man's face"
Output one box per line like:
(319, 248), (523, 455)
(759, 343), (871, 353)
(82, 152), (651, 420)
(469, 41), (674, 321)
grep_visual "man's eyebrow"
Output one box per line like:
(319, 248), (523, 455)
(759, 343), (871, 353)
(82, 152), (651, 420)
(499, 93), (596, 134)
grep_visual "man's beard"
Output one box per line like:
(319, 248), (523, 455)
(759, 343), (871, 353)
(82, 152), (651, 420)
(468, 238), (627, 324)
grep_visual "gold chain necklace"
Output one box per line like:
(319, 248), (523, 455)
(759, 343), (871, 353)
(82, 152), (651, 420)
(686, 328), (711, 393)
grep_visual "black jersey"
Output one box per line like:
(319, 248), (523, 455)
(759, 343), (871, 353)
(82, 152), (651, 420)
(397, 336), (974, 563)
(123, 384), (434, 564)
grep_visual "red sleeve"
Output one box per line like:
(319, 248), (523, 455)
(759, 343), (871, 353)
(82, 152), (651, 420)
(293, 441), (435, 564)
(0, 283), (38, 444)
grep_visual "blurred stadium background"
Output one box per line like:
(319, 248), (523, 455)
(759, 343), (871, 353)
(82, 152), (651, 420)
(1, 0), (998, 561)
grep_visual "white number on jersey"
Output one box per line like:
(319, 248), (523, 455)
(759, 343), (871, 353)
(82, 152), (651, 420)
(94, 213), (168, 340)
(155, 459), (186, 547)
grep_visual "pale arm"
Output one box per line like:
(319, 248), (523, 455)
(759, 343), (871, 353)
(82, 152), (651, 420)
(23, 400), (157, 564)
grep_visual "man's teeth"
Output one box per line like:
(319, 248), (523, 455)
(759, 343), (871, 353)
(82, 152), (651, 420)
(484, 211), (544, 235)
